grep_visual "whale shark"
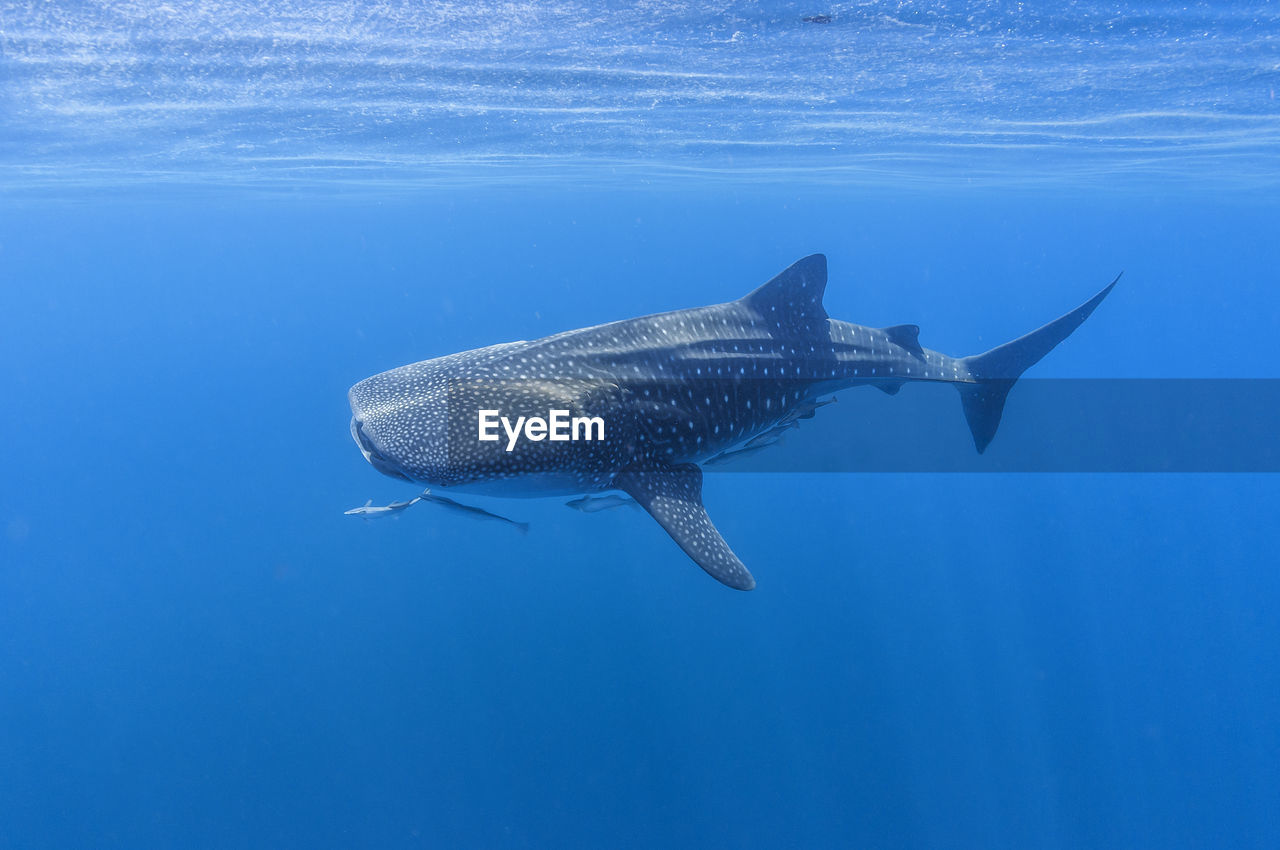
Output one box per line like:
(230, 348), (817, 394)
(349, 255), (1115, 590)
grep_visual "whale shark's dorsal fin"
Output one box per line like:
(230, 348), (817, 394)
(740, 254), (829, 333)
(614, 463), (756, 591)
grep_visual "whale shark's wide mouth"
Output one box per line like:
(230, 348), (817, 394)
(350, 417), (413, 483)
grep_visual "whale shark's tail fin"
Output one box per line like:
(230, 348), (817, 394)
(956, 275), (1119, 453)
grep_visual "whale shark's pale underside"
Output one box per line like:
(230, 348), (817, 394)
(349, 255), (1115, 590)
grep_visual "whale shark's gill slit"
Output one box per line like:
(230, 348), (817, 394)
(354, 420), (378, 455)
(354, 419), (414, 482)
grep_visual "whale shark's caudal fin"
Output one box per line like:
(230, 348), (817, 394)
(956, 275), (1120, 453)
(614, 463), (756, 590)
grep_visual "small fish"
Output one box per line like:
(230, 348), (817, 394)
(704, 401), (836, 466)
(347, 489), (528, 533)
(743, 420), (798, 449)
(419, 492), (530, 534)
(786, 395), (837, 422)
(565, 494), (637, 513)
(705, 436), (786, 466)
(344, 492), (425, 517)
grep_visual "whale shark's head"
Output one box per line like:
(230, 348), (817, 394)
(349, 342), (561, 488)
(348, 358), (453, 485)
(349, 340), (631, 494)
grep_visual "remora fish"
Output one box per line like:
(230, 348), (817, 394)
(349, 255), (1115, 590)
(565, 494), (638, 513)
(344, 494), (424, 517)
(345, 489), (528, 532)
(418, 491), (530, 534)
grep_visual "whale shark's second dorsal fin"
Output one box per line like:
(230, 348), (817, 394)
(614, 463), (756, 590)
(881, 323), (922, 354)
(740, 254), (829, 334)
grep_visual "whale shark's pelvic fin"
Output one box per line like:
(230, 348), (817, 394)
(957, 274), (1120, 453)
(614, 463), (756, 591)
(739, 253), (829, 334)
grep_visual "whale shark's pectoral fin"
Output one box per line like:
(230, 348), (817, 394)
(613, 463), (756, 591)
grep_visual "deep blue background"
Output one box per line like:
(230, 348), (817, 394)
(2, 187), (1278, 847)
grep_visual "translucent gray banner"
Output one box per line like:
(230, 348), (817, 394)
(439, 379), (1280, 473)
(702, 379), (1280, 473)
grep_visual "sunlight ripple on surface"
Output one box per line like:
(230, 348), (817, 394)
(2, 1), (1278, 189)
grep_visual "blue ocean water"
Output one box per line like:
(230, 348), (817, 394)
(3, 4), (1280, 849)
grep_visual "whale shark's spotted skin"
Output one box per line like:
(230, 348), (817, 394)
(350, 255), (1115, 589)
